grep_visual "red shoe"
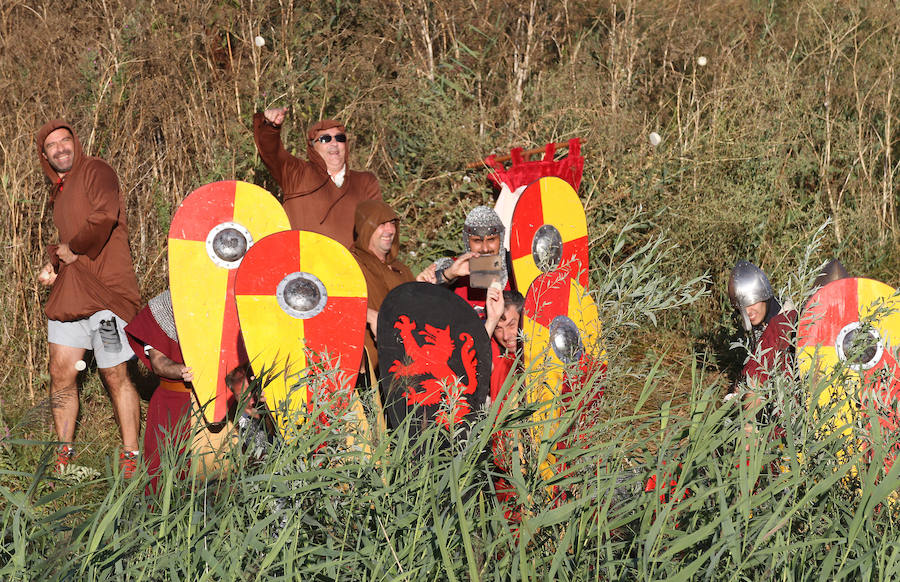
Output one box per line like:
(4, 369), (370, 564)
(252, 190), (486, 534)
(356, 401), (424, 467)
(56, 445), (76, 474)
(120, 450), (140, 479)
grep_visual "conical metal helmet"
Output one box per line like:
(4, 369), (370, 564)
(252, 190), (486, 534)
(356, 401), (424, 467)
(728, 260), (773, 331)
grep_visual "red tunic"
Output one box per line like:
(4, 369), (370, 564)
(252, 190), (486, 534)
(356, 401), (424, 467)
(125, 300), (190, 496)
(742, 308), (797, 384)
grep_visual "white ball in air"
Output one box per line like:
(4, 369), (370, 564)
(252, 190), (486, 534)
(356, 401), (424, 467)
(649, 132), (662, 147)
(697, 56), (708, 67)
(254, 36), (265, 48)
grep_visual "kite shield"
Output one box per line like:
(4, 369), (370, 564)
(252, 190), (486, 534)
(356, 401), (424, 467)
(522, 269), (605, 479)
(234, 230), (368, 438)
(168, 180), (290, 425)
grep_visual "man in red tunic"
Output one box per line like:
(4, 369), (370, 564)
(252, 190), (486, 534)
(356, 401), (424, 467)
(426, 206), (512, 319)
(124, 290), (193, 494)
(35, 120), (143, 474)
(253, 107), (381, 248)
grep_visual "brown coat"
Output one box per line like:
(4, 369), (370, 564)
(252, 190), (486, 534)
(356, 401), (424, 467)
(349, 200), (414, 369)
(253, 113), (381, 248)
(36, 120), (141, 323)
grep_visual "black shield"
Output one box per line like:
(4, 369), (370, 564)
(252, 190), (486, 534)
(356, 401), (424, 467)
(377, 282), (491, 437)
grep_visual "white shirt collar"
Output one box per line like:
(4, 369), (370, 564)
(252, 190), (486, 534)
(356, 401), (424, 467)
(330, 166), (346, 187)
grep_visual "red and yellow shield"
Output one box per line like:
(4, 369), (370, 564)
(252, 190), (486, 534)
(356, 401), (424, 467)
(233, 230), (368, 437)
(522, 269), (605, 480)
(510, 176), (589, 294)
(168, 181), (290, 425)
(798, 277), (900, 469)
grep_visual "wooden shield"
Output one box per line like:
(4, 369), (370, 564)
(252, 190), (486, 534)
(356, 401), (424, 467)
(168, 181), (290, 424)
(510, 176), (589, 294)
(798, 277), (900, 468)
(522, 269), (604, 478)
(233, 230), (368, 437)
(377, 282), (491, 435)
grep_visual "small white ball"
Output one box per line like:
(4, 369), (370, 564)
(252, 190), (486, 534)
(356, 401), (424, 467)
(697, 56), (708, 67)
(74, 360), (86, 371)
(254, 36), (265, 48)
(649, 132), (662, 147)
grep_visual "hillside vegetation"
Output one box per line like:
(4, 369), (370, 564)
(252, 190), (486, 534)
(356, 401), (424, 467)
(1, 1), (899, 578)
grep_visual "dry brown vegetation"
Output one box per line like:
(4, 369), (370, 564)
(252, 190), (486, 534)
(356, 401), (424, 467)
(0, 0), (898, 466)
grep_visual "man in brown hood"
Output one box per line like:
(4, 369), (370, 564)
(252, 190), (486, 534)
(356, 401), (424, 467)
(35, 120), (143, 475)
(349, 200), (416, 373)
(253, 107), (381, 248)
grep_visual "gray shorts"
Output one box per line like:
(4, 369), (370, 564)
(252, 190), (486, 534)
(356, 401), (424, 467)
(48, 310), (135, 368)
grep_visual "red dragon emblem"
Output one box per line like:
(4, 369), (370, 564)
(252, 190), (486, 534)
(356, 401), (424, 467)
(387, 315), (480, 427)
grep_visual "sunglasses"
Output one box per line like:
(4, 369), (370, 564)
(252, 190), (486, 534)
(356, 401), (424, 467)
(311, 133), (347, 144)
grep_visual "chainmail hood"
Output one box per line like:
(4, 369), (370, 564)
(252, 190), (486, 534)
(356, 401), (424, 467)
(148, 290), (178, 342)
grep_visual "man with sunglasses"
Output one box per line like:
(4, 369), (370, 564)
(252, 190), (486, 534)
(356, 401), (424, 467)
(253, 107), (381, 247)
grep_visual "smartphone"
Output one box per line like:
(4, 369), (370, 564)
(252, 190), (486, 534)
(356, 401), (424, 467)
(469, 254), (503, 289)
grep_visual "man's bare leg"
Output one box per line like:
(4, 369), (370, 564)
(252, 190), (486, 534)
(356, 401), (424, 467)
(99, 362), (140, 451)
(48, 343), (86, 443)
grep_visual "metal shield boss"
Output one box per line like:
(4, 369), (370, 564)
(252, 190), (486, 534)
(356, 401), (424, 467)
(798, 277), (900, 470)
(168, 180), (290, 425)
(234, 230), (368, 439)
(510, 176), (590, 294)
(376, 282), (491, 438)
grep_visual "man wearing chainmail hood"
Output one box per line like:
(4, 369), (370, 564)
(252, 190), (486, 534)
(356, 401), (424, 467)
(253, 107), (381, 248)
(426, 205), (513, 319)
(35, 119), (143, 476)
(124, 290), (193, 493)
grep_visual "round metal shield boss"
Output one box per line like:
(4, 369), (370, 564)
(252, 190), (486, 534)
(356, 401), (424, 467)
(549, 315), (584, 364)
(277, 271), (328, 319)
(532, 224), (563, 273)
(835, 321), (883, 371)
(206, 222), (253, 269)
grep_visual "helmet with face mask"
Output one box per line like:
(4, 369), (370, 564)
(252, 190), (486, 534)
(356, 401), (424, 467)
(728, 260), (774, 332)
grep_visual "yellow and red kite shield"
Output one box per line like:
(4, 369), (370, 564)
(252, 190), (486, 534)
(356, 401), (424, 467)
(522, 269), (605, 479)
(798, 277), (900, 469)
(168, 181), (290, 425)
(233, 230), (368, 437)
(510, 176), (589, 294)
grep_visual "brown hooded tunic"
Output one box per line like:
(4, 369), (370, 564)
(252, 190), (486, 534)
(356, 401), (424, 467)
(253, 114), (381, 248)
(349, 200), (414, 369)
(36, 120), (142, 323)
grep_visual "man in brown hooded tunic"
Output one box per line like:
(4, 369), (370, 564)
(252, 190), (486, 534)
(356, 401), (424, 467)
(349, 200), (415, 372)
(35, 120), (143, 473)
(253, 107), (381, 248)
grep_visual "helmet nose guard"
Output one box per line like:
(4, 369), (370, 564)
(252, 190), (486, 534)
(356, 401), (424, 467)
(728, 260), (774, 331)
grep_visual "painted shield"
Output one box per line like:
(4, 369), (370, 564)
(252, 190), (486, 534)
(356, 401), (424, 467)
(510, 176), (589, 294)
(233, 230), (368, 438)
(798, 277), (900, 467)
(377, 282), (491, 436)
(168, 181), (290, 424)
(522, 269), (605, 479)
